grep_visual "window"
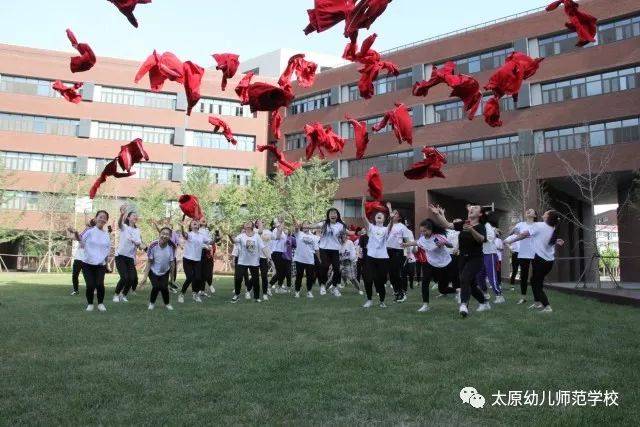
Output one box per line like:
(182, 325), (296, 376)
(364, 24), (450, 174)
(0, 75), (65, 98)
(131, 162), (172, 180)
(535, 117), (640, 153)
(194, 97), (252, 117)
(96, 122), (174, 145)
(99, 87), (177, 109)
(289, 91), (331, 115)
(431, 95), (514, 124)
(183, 166), (251, 186)
(347, 70), (412, 101)
(285, 132), (307, 151)
(0, 113), (79, 136)
(346, 151), (414, 178)
(343, 199), (362, 218)
(435, 47), (514, 74)
(599, 15), (640, 44)
(188, 131), (255, 152)
(541, 66), (640, 104)
(0, 191), (40, 211)
(436, 135), (519, 165)
(538, 32), (583, 57)
(0, 151), (77, 173)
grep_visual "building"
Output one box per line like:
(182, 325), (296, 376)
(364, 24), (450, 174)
(595, 209), (619, 252)
(275, 0), (640, 282)
(239, 49), (348, 79)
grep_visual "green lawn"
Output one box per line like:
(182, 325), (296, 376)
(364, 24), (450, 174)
(0, 273), (638, 426)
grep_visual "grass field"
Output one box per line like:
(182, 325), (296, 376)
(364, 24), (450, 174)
(0, 273), (638, 426)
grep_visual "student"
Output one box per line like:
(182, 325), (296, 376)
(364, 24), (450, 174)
(361, 197), (394, 308)
(338, 231), (362, 294)
(230, 221), (268, 303)
(113, 205), (143, 303)
(270, 218), (291, 294)
(292, 221), (320, 298)
(445, 228), (461, 303)
(282, 228), (295, 291)
(355, 228), (368, 286)
(67, 210), (111, 312)
(508, 210), (564, 313)
(430, 204), (491, 317)
(509, 239), (520, 292)
(178, 219), (211, 304)
(476, 220), (505, 304)
(70, 239), (84, 296)
(232, 241), (250, 296)
(255, 219), (273, 300)
(152, 218), (180, 293)
(510, 209), (538, 305)
(402, 241), (417, 292)
(310, 208), (347, 297)
(386, 211), (413, 303)
(139, 227), (176, 311)
(404, 219), (455, 312)
(494, 230), (504, 293)
(199, 222), (216, 298)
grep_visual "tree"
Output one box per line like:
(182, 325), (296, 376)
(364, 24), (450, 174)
(181, 167), (216, 219)
(283, 157), (339, 223)
(245, 169), (280, 224)
(213, 182), (247, 271)
(499, 150), (550, 223)
(136, 174), (177, 244)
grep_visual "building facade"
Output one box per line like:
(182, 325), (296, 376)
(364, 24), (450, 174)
(240, 49), (348, 79)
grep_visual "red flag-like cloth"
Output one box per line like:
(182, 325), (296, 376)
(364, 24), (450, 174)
(366, 166), (383, 200)
(546, 0), (597, 46)
(342, 33), (399, 99)
(344, 0), (393, 42)
(304, 123), (346, 160)
(108, 0), (152, 28)
(483, 96), (503, 128)
(412, 62), (455, 97)
(257, 144), (302, 176)
(235, 72), (295, 113)
(364, 201), (388, 220)
(179, 195), (204, 221)
(89, 138), (149, 199)
(303, 0), (353, 35)
(279, 54), (318, 88)
(445, 74), (483, 120)
(271, 111), (284, 140)
(212, 53), (240, 91)
(345, 115), (369, 159)
(134, 50), (185, 91)
(66, 29), (96, 73)
(208, 116), (237, 145)
(52, 81), (83, 104)
(183, 61), (204, 116)
(372, 102), (413, 144)
(403, 147), (447, 180)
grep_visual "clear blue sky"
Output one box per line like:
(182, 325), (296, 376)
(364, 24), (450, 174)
(0, 0), (547, 64)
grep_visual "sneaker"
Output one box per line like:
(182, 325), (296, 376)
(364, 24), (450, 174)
(120, 295), (128, 303)
(338, 284), (345, 289)
(510, 286), (515, 291)
(86, 304), (95, 312)
(70, 290), (78, 296)
(231, 295), (240, 303)
(267, 289), (273, 297)
(254, 298), (262, 303)
(477, 303), (491, 312)
(148, 303), (155, 310)
(194, 295), (203, 303)
(307, 291), (314, 299)
(528, 303), (543, 310)
(332, 288), (342, 297)
(210, 287), (216, 294)
(165, 305), (174, 311)
(112, 295), (120, 303)
(418, 304), (430, 313)
(294, 292), (300, 298)
(97, 304), (107, 312)
(517, 298), (527, 305)
(178, 294), (184, 303)
(283, 286), (290, 293)
(379, 302), (387, 308)
(397, 294), (407, 303)
(262, 294), (269, 301)
(455, 290), (461, 304)
(483, 292), (491, 301)
(362, 300), (373, 308)
(539, 306), (553, 313)
(200, 291), (210, 298)
(328, 285), (335, 292)
(319, 285), (327, 296)
(358, 290), (364, 296)
(459, 304), (468, 318)
(494, 295), (506, 304)
(245, 291), (252, 300)
(169, 287), (178, 294)
(431, 283), (438, 290)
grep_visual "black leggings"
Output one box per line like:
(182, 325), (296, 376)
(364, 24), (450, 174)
(531, 255), (553, 307)
(363, 256), (388, 302)
(81, 262), (106, 305)
(149, 271), (170, 305)
(387, 248), (405, 295)
(115, 255), (137, 296)
(235, 264), (260, 299)
(201, 250), (214, 287)
(519, 258), (533, 297)
(402, 262), (416, 290)
(458, 255), (486, 305)
(270, 252), (291, 287)
(294, 261), (316, 292)
(448, 255), (460, 289)
(71, 259), (83, 292)
(181, 258), (202, 294)
(422, 263), (455, 303)
(259, 257), (269, 294)
(510, 252), (519, 285)
(318, 249), (340, 287)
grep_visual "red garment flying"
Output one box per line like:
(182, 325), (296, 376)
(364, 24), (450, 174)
(278, 54), (318, 88)
(344, 0), (393, 42)
(342, 33), (399, 99)
(179, 195), (204, 221)
(483, 96), (502, 128)
(134, 50), (184, 91)
(234, 72), (295, 113)
(484, 52), (543, 103)
(403, 147), (447, 180)
(257, 144), (302, 176)
(208, 116), (237, 145)
(183, 61), (204, 116)
(445, 74), (482, 120)
(342, 32), (379, 62)
(364, 201), (388, 220)
(372, 102), (413, 144)
(546, 0), (597, 46)
(271, 111), (283, 140)
(345, 115), (369, 159)
(66, 29), (96, 73)
(212, 53), (240, 91)
(108, 0), (152, 28)
(89, 138), (149, 199)
(304, 123), (346, 160)
(366, 166), (383, 201)
(303, 0), (353, 35)
(412, 62), (455, 97)
(507, 52), (544, 80)
(52, 81), (83, 104)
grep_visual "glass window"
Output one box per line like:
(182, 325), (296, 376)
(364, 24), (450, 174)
(0, 113), (79, 136)
(289, 91), (331, 115)
(538, 117), (640, 152)
(599, 15), (640, 44)
(194, 97), (252, 117)
(188, 132), (255, 152)
(346, 151), (414, 177)
(435, 135), (519, 165)
(99, 86), (177, 109)
(0, 75), (68, 98)
(346, 70), (412, 101)
(96, 122), (174, 145)
(131, 162), (172, 180)
(437, 47), (514, 74)
(285, 132), (307, 151)
(183, 166), (251, 186)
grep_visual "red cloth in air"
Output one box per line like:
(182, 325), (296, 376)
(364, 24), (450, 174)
(271, 111), (283, 140)
(345, 115), (369, 159)
(66, 29), (96, 73)
(257, 144), (302, 176)
(212, 53), (240, 91)
(445, 74), (482, 120)
(372, 102), (413, 144)
(366, 166), (383, 201)
(303, 0), (353, 35)
(342, 33), (399, 99)
(89, 138), (149, 199)
(403, 147), (447, 180)
(364, 201), (388, 220)
(208, 116), (237, 145)
(235, 72), (295, 113)
(507, 52), (544, 80)
(179, 195), (204, 221)
(134, 50), (184, 91)
(183, 61), (205, 116)
(483, 96), (503, 128)
(485, 52), (542, 103)
(412, 62), (455, 97)
(89, 160), (135, 199)
(52, 81), (83, 104)
(546, 0), (597, 46)
(342, 32), (379, 62)
(279, 54), (318, 88)
(304, 123), (346, 160)
(108, 0), (152, 28)
(344, 0), (392, 42)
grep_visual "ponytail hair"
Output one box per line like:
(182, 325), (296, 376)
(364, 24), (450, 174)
(545, 210), (560, 246)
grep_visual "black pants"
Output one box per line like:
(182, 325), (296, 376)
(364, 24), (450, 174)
(81, 262), (106, 305)
(318, 249), (340, 287)
(294, 261), (315, 292)
(458, 255), (486, 305)
(448, 255), (460, 289)
(259, 258), (269, 294)
(363, 256), (388, 302)
(235, 264), (260, 299)
(149, 271), (170, 304)
(181, 258), (202, 294)
(387, 248), (405, 295)
(519, 258), (533, 297)
(402, 262), (416, 290)
(531, 255), (553, 307)
(356, 258), (365, 282)
(510, 252), (519, 285)
(201, 249), (214, 287)
(71, 259), (83, 292)
(270, 252), (292, 287)
(115, 255), (137, 296)
(421, 263), (455, 303)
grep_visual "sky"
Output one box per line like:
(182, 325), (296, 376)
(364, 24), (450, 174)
(0, 0), (548, 65)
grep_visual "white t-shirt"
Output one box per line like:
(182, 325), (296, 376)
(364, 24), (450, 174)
(271, 228), (288, 253)
(235, 233), (265, 267)
(184, 231), (210, 261)
(417, 234), (452, 268)
(367, 224), (389, 259)
(116, 224), (141, 259)
(317, 222), (345, 251)
(293, 231), (318, 265)
(446, 230), (459, 255)
(510, 240), (520, 253)
(72, 240), (84, 261)
(147, 242), (174, 276)
(529, 222), (557, 262)
(494, 238), (504, 262)
(482, 223), (497, 255)
(340, 240), (357, 263)
(387, 223), (413, 250)
(231, 244), (239, 257)
(514, 222), (535, 259)
(257, 228), (272, 259)
(199, 228), (212, 250)
(80, 226), (111, 266)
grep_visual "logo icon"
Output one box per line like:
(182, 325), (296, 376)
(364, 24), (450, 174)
(460, 387), (485, 409)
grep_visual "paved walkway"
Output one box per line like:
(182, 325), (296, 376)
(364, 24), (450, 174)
(546, 282), (640, 307)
